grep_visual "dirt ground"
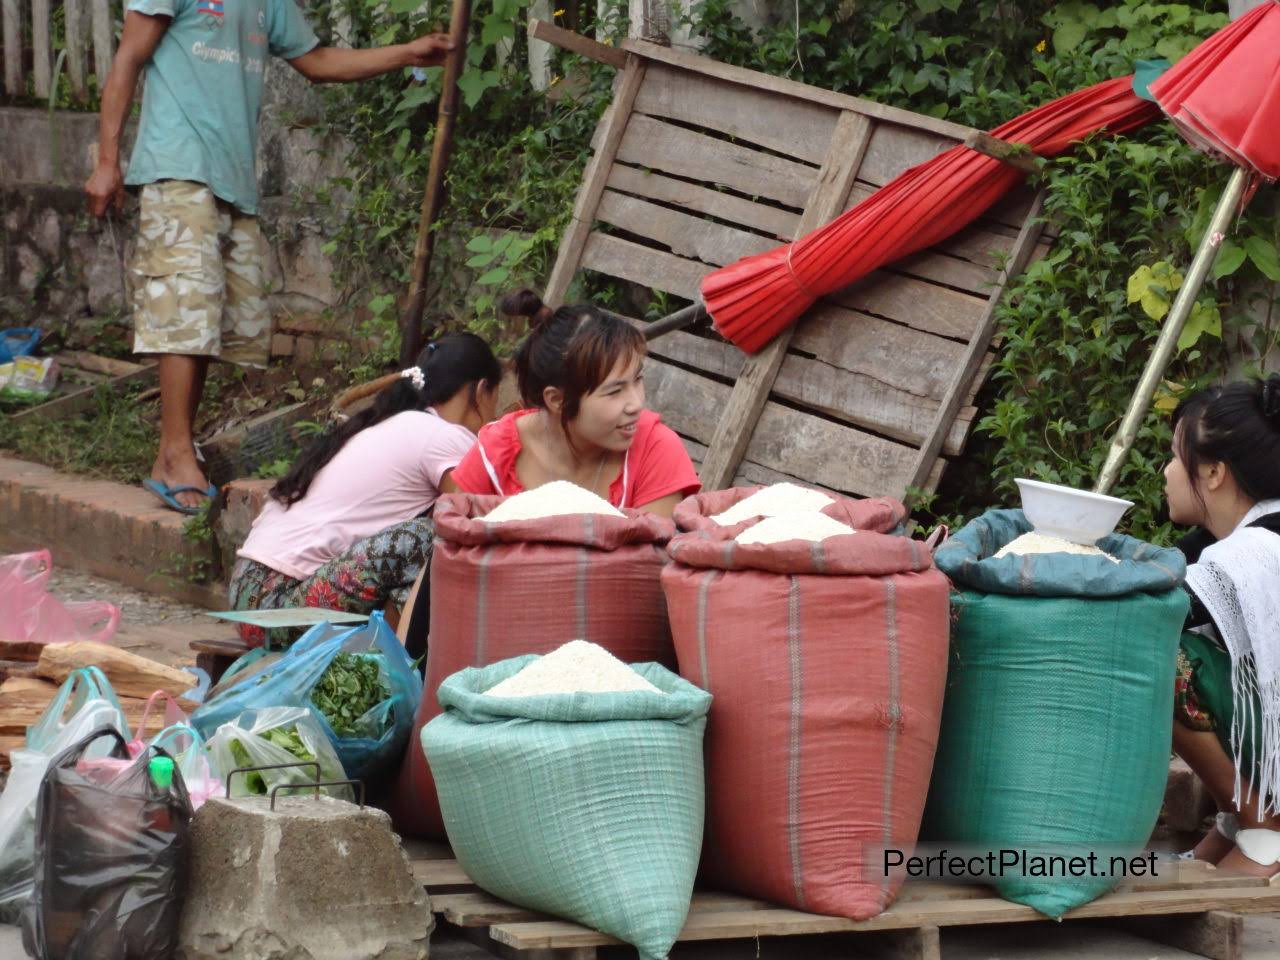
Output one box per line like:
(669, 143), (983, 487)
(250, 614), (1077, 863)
(45, 567), (231, 668)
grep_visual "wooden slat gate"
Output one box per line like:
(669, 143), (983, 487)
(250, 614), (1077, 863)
(543, 36), (1053, 499)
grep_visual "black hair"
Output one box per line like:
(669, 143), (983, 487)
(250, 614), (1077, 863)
(1172, 373), (1280, 505)
(271, 333), (501, 507)
(502, 288), (646, 428)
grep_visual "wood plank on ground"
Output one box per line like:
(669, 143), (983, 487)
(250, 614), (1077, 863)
(488, 887), (1280, 950)
(9, 363), (158, 423)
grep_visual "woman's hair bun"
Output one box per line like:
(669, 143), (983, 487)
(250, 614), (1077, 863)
(501, 288), (553, 327)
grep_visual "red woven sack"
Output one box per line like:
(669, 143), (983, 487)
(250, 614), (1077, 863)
(389, 493), (677, 838)
(664, 490), (949, 919)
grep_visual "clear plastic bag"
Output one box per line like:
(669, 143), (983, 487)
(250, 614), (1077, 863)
(192, 613), (421, 780)
(0, 673), (131, 923)
(0, 551), (120, 648)
(23, 728), (192, 960)
(204, 706), (352, 800)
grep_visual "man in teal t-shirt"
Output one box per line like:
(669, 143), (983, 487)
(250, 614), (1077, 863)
(86, 1), (450, 513)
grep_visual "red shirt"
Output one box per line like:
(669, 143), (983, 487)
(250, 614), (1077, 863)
(451, 409), (702, 509)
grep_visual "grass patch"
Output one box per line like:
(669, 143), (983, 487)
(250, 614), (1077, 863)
(0, 382), (156, 482)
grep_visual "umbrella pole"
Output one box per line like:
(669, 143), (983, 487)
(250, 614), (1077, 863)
(398, 0), (473, 368)
(1094, 165), (1250, 495)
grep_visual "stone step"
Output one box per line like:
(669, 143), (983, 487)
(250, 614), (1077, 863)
(0, 454), (224, 608)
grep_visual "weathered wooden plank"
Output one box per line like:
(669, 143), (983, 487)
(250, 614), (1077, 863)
(699, 110), (874, 490)
(1114, 910), (1242, 960)
(580, 232), (707, 301)
(92, 0), (113, 91)
(489, 886), (1280, 948)
(528, 18), (627, 68)
(615, 114), (816, 209)
(409, 858), (474, 891)
(64, 0), (88, 100)
(32, 0), (50, 97)
(607, 165), (800, 240)
(544, 55), (647, 305)
(904, 192), (1047, 495)
(646, 358), (919, 498)
(57, 351), (146, 377)
(1, 0), (20, 97)
(857, 123), (955, 188)
(681, 437), (841, 496)
(620, 37), (976, 143)
(595, 190), (776, 267)
(632, 60), (838, 165)
(645, 324), (974, 454)
(830, 272), (988, 342)
(10, 364), (158, 423)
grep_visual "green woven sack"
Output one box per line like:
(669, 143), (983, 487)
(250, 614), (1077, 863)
(925, 509), (1188, 918)
(423, 656), (712, 960)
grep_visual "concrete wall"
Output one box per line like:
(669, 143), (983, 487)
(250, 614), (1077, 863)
(0, 61), (366, 360)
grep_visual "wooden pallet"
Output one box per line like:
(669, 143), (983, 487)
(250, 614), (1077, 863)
(406, 851), (1279, 960)
(531, 23), (1053, 500)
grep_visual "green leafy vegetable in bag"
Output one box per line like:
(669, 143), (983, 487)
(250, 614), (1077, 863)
(311, 653), (391, 736)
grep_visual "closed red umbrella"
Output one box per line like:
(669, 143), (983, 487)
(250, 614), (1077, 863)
(701, 76), (1160, 355)
(1097, 2), (1280, 492)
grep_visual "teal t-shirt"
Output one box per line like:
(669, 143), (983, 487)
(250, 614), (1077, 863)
(124, 0), (319, 214)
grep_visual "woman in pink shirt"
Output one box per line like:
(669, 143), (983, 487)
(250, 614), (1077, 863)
(229, 334), (501, 648)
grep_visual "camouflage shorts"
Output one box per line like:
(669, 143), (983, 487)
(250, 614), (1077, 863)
(128, 180), (270, 368)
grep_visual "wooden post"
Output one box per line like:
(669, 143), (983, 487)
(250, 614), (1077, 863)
(91, 0), (113, 92)
(64, 0), (88, 100)
(31, 0), (50, 97)
(1, 0), (21, 97)
(398, 0), (472, 367)
(697, 110), (872, 490)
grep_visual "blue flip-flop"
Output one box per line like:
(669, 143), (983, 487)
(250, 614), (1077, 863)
(143, 478), (218, 515)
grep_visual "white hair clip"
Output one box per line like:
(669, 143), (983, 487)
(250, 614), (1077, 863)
(400, 366), (426, 390)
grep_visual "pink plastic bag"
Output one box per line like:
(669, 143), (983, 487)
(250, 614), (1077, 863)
(0, 551), (119, 647)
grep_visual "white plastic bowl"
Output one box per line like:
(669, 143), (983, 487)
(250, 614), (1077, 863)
(1015, 478), (1133, 545)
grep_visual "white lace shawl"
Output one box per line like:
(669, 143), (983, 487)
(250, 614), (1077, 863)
(1184, 499), (1280, 814)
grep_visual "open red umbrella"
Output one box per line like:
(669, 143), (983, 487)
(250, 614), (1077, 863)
(699, 76), (1160, 355)
(1095, 1), (1280, 492)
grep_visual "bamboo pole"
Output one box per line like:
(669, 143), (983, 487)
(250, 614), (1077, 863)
(1095, 165), (1251, 494)
(398, 0), (472, 367)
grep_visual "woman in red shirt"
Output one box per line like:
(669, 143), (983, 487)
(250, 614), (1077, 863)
(445, 289), (701, 517)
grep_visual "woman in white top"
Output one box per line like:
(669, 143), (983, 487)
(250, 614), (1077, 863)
(229, 333), (501, 648)
(1169, 374), (1280, 877)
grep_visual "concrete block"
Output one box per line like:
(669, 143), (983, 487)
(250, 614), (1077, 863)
(178, 796), (432, 960)
(1163, 756), (1216, 832)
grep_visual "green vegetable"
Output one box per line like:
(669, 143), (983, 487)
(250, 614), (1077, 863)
(226, 726), (319, 795)
(311, 652), (391, 737)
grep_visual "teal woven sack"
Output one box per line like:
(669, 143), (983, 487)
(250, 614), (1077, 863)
(926, 509), (1188, 918)
(423, 657), (712, 960)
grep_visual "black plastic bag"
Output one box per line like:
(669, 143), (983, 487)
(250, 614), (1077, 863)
(22, 726), (192, 960)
